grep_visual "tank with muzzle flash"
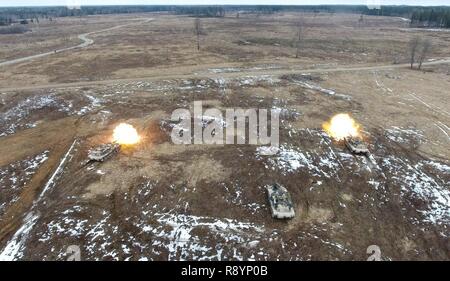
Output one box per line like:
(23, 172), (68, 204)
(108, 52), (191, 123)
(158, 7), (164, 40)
(344, 137), (369, 155)
(87, 142), (120, 162)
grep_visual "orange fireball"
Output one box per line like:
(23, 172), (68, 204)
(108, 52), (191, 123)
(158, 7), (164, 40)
(323, 113), (361, 141)
(112, 123), (140, 145)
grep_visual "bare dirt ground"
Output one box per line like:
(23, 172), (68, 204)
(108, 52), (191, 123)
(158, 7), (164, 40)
(0, 12), (448, 261)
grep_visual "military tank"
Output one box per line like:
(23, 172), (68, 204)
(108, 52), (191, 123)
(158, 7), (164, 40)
(87, 142), (120, 162)
(266, 183), (295, 219)
(344, 137), (369, 155)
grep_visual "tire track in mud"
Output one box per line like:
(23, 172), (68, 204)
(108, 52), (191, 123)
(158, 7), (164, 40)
(1, 57), (449, 93)
(0, 139), (78, 260)
(0, 112), (104, 259)
(0, 117), (81, 256)
(435, 122), (450, 140)
(408, 93), (450, 119)
(0, 18), (153, 68)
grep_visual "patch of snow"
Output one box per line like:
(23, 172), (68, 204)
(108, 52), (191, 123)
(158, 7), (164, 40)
(385, 126), (425, 145)
(381, 156), (450, 226)
(0, 141), (77, 260)
(0, 151), (49, 215)
(0, 94), (71, 137)
(137, 212), (265, 261)
(292, 80), (351, 100)
(0, 213), (39, 261)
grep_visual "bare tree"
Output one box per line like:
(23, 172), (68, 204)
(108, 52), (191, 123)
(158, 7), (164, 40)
(417, 38), (431, 70)
(409, 36), (420, 69)
(358, 14), (364, 28)
(295, 21), (304, 59)
(194, 18), (201, 51)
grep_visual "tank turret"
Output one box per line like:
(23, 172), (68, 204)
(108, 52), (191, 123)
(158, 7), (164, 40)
(87, 143), (120, 162)
(266, 183), (295, 219)
(344, 137), (369, 155)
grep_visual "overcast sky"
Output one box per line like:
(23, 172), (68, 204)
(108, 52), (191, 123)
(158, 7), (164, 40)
(0, 0), (448, 7)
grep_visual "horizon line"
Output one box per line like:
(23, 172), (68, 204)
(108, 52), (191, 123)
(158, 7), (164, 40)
(0, 4), (449, 7)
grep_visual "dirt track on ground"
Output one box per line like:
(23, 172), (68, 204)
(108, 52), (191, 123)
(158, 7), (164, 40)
(0, 18), (153, 68)
(1, 57), (449, 93)
(0, 121), (78, 245)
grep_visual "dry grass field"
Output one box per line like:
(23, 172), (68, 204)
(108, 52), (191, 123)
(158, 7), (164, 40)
(0, 11), (449, 261)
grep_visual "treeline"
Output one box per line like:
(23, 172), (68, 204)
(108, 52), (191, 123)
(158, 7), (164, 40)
(0, 5), (173, 25)
(174, 6), (225, 17)
(410, 8), (450, 28)
(1, 5), (450, 27)
(362, 5), (450, 27)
